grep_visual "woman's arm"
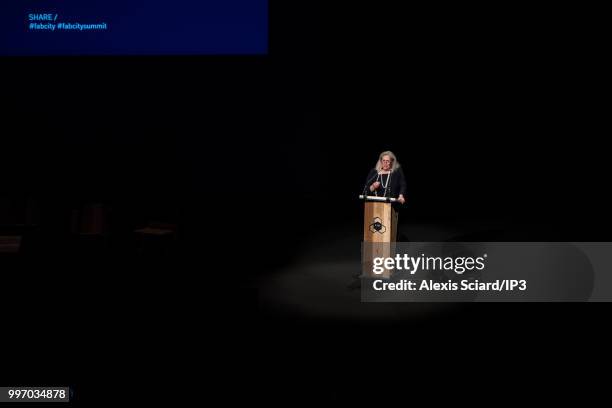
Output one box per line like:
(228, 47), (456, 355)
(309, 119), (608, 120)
(397, 168), (407, 204)
(364, 169), (378, 193)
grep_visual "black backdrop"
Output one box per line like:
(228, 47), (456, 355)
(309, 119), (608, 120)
(1, 1), (610, 404)
(3, 1), (610, 248)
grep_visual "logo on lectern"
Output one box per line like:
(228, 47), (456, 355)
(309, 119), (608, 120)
(369, 217), (387, 234)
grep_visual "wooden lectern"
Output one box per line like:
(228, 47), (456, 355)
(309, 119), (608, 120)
(360, 195), (398, 278)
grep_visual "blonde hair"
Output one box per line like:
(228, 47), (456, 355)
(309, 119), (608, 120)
(375, 151), (401, 172)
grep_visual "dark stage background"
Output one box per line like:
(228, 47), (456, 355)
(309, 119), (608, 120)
(1, 1), (609, 404)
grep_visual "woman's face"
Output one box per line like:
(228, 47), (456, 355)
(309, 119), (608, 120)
(381, 155), (393, 171)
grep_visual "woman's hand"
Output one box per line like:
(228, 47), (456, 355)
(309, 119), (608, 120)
(370, 181), (381, 192)
(398, 195), (406, 204)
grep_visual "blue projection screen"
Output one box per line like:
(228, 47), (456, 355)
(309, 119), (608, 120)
(0, 0), (268, 55)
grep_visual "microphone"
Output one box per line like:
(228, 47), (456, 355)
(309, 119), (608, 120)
(362, 172), (378, 197)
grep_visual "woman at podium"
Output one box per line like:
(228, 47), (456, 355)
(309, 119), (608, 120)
(364, 151), (406, 205)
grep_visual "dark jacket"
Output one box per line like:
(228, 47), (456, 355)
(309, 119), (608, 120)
(364, 167), (407, 199)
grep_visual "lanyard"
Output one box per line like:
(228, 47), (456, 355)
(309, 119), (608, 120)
(375, 172), (391, 197)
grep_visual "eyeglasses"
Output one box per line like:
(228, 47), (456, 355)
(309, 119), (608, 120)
(381, 159), (393, 163)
